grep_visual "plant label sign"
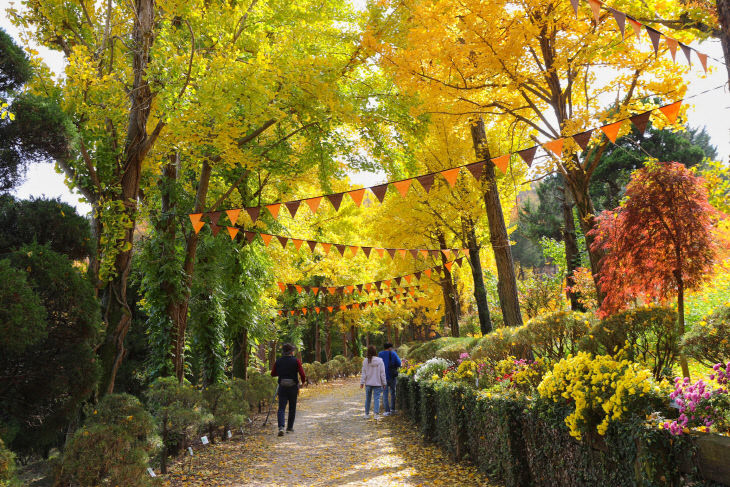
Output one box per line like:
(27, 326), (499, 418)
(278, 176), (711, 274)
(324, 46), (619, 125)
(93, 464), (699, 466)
(147, 468), (156, 477)
(227, 430), (232, 438)
(188, 447), (194, 456)
(201, 435), (209, 445)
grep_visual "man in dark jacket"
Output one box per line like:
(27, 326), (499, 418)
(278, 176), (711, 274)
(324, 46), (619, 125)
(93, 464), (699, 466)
(271, 343), (307, 436)
(378, 343), (401, 415)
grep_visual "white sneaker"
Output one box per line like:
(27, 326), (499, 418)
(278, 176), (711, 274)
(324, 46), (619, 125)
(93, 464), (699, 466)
(364, 413), (370, 419)
(374, 414), (382, 420)
(382, 411), (391, 416)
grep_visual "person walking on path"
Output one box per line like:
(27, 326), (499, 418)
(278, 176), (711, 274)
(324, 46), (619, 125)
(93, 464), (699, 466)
(378, 343), (401, 415)
(360, 345), (387, 420)
(271, 343), (307, 436)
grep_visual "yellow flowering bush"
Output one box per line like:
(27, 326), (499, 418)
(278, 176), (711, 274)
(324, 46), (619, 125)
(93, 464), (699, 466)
(494, 356), (549, 393)
(537, 352), (657, 440)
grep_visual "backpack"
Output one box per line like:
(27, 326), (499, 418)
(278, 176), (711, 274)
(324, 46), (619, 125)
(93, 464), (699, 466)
(388, 351), (399, 378)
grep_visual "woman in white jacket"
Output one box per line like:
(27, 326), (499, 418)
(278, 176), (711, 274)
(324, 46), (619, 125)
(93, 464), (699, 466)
(360, 345), (387, 419)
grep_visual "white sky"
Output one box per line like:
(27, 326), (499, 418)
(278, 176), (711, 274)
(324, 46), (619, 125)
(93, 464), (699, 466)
(2, 0), (729, 217)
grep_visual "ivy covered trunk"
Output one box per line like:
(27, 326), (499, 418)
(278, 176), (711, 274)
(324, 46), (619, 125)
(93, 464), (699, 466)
(562, 185), (582, 311)
(470, 118), (523, 327)
(99, 0), (158, 394)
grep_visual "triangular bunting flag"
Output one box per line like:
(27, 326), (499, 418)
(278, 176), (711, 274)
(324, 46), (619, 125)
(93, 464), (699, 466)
(328, 287), (336, 295)
(371, 184), (388, 203)
(320, 243), (331, 255)
(375, 248), (385, 258)
(430, 250), (440, 258)
(659, 101), (682, 124)
(327, 306), (334, 313)
(346, 304), (353, 310)
(365, 283), (372, 292)
(455, 257), (464, 267)
(192, 221), (205, 234)
(386, 248), (396, 259)
(628, 17), (642, 42)
(246, 207), (260, 222)
(244, 231), (256, 243)
(572, 130), (593, 151)
(357, 284), (363, 293)
(680, 43), (692, 66)
(278, 310), (283, 316)
(466, 161), (486, 181)
(394, 277), (402, 287)
(414, 271), (422, 281)
(227, 227), (239, 240)
(362, 247), (372, 258)
(417, 174), (435, 193)
(645, 26), (661, 55)
(349, 246), (359, 257)
(312, 287), (319, 295)
(277, 282), (287, 292)
(697, 52), (708, 73)
(444, 261), (454, 272)
(277, 236), (289, 248)
(328, 193), (344, 211)
(442, 249), (452, 259)
(517, 147), (537, 167)
(404, 274), (413, 284)
(600, 120), (623, 143)
(348, 188), (366, 206)
(610, 8), (626, 38)
(210, 224), (222, 236)
(266, 204), (281, 219)
(419, 249), (429, 259)
(665, 37), (678, 61)
(569, 0), (580, 16)
(340, 305), (347, 311)
(294, 285), (303, 293)
(335, 244), (347, 256)
(374, 281), (382, 291)
(285, 200), (301, 218)
(307, 240), (317, 252)
(424, 269), (432, 278)
(383, 279), (391, 287)
(189, 213), (203, 226)
(226, 209), (241, 225)
(544, 138), (564, 157)
(587, 0), (602, 24)
(302, 308), (307, 315)
(398, 249), (408, 258)
(491, 155), (510, 174)
(261, 234), (272, 246)
(209, 212), (222, 226)
(392, 179), (412, 198)
(315, 307), (321, 314)
(434, 265), (442, 274)
(630, 111), (652, 135)
(290, 310), (296, 316)
(463, 248), (470, 257)
(292, 239), (304, 250)
(410, 249), (419, 259)
(305, 197), (322, 214)
(440, 168), (460, 187)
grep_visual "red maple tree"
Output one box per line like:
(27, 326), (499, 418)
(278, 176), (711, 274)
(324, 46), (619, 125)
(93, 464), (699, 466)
(591, 161), (721, 377)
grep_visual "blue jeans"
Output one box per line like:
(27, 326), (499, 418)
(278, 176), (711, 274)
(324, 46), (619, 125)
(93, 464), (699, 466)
(382, 377), (397, 412)
(364, 385), (383, 415)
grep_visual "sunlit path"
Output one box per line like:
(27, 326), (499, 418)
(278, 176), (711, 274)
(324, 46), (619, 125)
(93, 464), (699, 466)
(163, 378), (494, 486)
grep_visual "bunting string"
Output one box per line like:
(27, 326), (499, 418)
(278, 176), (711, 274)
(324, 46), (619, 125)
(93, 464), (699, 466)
(278, 293), (425, 317)
(189, 98), (696, 231)
(277, 281), (422, 298)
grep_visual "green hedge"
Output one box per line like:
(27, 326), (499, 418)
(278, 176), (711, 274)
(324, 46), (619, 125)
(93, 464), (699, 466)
(396, 375), (699, 487)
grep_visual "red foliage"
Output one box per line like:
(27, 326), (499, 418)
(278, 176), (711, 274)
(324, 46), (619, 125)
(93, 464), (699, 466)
(590, 161), (719, 317)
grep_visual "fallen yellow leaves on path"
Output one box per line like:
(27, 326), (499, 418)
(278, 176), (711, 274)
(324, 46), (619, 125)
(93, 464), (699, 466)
(162, 378), (496, 486)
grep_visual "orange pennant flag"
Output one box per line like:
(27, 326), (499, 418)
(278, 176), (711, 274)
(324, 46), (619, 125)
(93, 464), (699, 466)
(278, 310), (283, 316)
(445, 261), (454, 272)
(292, 239), (304, 250)
(424, 269), (432, 278)
(290, 310), (296, 316)
(697, 52), (708, 73)
(442, 249), (452, 259)
(302, 308), (307, 315)
(340, 305), (347, 311)
(266, 204), (281, 219)
(544, 138), (564, 157)
(312, 287), (319, 295)
(365, 283), (372, 292)
(346, 285), (355, 293)
(463, 248), (470, 257)
(348, 188), (366, 207)
(587, 0), (602, 24)
(305, 197), (323, 214)
(277, 282), (287, 292)
(383, 279), (391, 287)
(419, 249), (429, 258)
(192, 221), (205, 234)
(600, 120), (623, 143)
(261, 233), (272, 246)
(227, 227), (239, 240)
(327, 306), (334, 313)
(294, 285), (303, 293)
(665, 37), (679, 61)
(404, 275), (413, 284)
(659, 101), (682, 124)
(374, 248), (385, 258)
(440, 168), (460, 187)
(315, 307), (321, 314)
(491, 155), (510, 174)
(392, 179), (412, 198)
(328, 287), (337, 295)
(226, 209), (241, 225)
(349, 246), (360, 257)
(320, 242), (332, 255)
(628, 18), (642, 42)
(189, 213), (203, 226)
(398, 249), (408, 259)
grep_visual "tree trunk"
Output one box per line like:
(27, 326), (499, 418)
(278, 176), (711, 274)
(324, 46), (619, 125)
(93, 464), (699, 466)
(562, 185), (582, 311)
(675, 270), (691, 379)
(470, 118), (523, 327)
(461, 216), (492, 334)
(437, 231), (459, 336)
(315, 320), (321, 363)
(232, 327), (249, 380)
(342, 330), (349, 358)
(718, 0), (730, 85)
(386, 322), (392, 343)
(394, 326), (400, 347)
(325, 320), (332, 361)
(99, 0), (158, 394)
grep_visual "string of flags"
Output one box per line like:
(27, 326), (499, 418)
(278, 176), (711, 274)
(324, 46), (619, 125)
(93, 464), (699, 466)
(278, 292), (425, 316)
(572, 0), (713, 72)
(278, 281), (422, 297)
(276, 256), (466, 297)
(189, 100), (685, 229)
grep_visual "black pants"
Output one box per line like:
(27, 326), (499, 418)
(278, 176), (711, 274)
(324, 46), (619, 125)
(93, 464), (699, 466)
(277, 385), (298, 429)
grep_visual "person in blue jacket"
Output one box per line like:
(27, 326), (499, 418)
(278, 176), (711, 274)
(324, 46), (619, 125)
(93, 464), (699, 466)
(378, 343), (401, 415)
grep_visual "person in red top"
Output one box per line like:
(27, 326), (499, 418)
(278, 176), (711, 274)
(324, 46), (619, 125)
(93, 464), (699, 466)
(271, 343), (307, 436)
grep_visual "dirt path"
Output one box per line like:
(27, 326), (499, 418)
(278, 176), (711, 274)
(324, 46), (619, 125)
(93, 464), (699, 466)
(163, 378), (495, 486)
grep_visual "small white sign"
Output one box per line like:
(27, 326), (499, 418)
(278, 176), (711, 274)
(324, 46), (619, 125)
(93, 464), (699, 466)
(226, 430), (232, 438)
(188, 446), (194, 456)
(147, 467), (156, 477)
(200, 435), (209, 445)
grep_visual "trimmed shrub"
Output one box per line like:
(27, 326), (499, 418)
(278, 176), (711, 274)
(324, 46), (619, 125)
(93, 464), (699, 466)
(0, 438), (18, 487)
(579, 306), (679, 379)
(682, 304), (730, 366)
(347, 356), (363, 376)
(407, 338), (451, 362)
(302, 363), (318, 384)
(202, 379), (249, 441)
(434, 338), (479, 362)
(145, 377), (209, 473)
(53, 394), (159, 487)
(242, 368), (277, 411)
(396, 343), (411, 359)
(470, 327), (519, 364)
(514, 311), (591, 362)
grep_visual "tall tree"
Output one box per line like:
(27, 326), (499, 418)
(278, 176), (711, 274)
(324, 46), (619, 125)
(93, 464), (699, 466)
(591, 161), (720, 378)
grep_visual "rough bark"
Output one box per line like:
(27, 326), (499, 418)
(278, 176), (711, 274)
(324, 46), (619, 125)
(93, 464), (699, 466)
(325, 320), (332, 361)
(718, 0), (730, 85)
(562, 185), (582, 311)
(470, 118), (523, 327)
(232, 327), (249, 380)
(315, 320), (321, 363)
(99, 0), (158, 393)
(437, 232), (459, 336)
(461, 216), (492, 334)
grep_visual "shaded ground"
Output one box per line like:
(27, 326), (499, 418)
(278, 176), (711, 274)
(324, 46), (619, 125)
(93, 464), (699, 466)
(163, 378), (495, 486)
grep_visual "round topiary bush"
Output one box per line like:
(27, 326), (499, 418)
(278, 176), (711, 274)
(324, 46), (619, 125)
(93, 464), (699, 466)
(53, 394), (159, 487)
(513, 310), (592, 362)
(682, 304), (730, 367)
(470, 328), (519, 364)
